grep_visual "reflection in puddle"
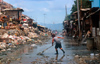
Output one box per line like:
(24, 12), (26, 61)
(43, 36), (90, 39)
(0, 45), (35, 64)
(55, 54), (65, 62)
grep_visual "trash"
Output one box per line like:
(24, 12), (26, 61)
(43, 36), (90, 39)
(31, 44), (37, 47)
(28, 32), (38, 38)
(0, 19), (50, 63)
(7, 48), (11, 51)
(2, 33), (8, 38)
(32, 39), (34, 41)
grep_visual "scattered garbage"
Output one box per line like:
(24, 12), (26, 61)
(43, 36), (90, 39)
(0, 26), (51, 64)
(31, 44), (37, 47)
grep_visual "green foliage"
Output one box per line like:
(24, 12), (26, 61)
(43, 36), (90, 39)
(82, 0), (91, 8)
(71, 0), (77, 14)
(64, 14), (71, 21)
(71, 0), (91, 14)
(64, 0), (91, 21)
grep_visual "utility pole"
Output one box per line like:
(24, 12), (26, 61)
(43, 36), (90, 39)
(65, 5), (67, 17)
(43, 14), (46, 32)
(43, 14), (46, 26)
(77, 0), (81, 34)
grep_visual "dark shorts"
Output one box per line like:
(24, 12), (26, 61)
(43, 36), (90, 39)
(55, 44), (62, 48)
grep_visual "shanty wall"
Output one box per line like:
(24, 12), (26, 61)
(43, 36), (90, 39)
(5, 11), (22, 19)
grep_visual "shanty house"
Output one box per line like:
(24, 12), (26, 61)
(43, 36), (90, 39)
(4, 8), (24, 20)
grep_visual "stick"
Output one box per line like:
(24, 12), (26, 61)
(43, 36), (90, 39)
(41, 46), (52, 53)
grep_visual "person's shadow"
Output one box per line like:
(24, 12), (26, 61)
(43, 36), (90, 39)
(55, 54), (65, 62)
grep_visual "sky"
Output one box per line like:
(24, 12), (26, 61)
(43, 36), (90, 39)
(3, 0), (74, 24)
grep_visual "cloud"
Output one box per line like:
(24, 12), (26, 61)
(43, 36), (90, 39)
(40, 8), (50, 12)
(23, 8), (30, 12)
(13, 3), (20, 7)
(23, 0), (53, 1)
(13, 4), (17, 7)
(4, 0), (74, 24)
(20, 7), (34, 12)
(46, 0), (74, 13)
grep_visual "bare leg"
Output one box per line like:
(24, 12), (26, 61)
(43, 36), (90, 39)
(55, 48), (58, 54)
(60, 48), (65, 54)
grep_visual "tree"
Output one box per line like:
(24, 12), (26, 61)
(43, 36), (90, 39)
(63, 0), (91, 27)
(71, 0), (77, 14)
(71, 0), (91, 14)
(64, 14), (71, 21)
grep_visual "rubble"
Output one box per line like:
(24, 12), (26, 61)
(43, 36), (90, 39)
(0, 27), (51, 64)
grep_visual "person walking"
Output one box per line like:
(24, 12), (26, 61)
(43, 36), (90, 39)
(52, 34), (65, 55)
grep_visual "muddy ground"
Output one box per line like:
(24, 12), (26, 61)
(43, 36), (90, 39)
(0, 36), (100, 64)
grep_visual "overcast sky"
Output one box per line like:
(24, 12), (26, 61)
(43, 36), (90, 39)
(4, 0), (74, 24)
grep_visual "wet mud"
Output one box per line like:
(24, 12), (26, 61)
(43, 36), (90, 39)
(0, 36), (100, 64)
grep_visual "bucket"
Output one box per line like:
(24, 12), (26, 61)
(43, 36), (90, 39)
(96, 36), (100, 50)
(87, 38), (94, 50)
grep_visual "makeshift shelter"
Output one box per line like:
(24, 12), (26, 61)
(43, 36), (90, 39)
(3, 8), (24, 21)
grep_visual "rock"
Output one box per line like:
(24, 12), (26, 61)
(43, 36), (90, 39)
(17, 58), (21, 61)
(75, 55), (79, 58)
(79, 58), (83, 61)
(90, 53), (94, 56)
(25, 54), (29, 55)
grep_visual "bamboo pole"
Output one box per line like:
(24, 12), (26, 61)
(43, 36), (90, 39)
(77, 0), (80, 34)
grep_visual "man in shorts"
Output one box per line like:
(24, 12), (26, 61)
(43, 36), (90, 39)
(52, 34), (65, 54)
